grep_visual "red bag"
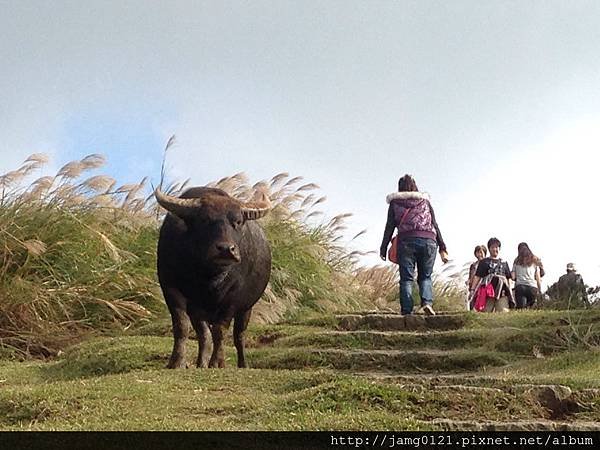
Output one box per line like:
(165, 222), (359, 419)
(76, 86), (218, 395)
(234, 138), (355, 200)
(474, 283), (495, 312)
(387, 207), (411, 264)
(388, 236), (398, 264)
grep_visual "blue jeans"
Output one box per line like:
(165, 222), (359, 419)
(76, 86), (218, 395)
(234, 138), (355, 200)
(398, 237), (437, 315)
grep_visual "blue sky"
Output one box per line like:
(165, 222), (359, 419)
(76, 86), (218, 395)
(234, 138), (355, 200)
(60, 107), (174, 184)
(1, 1), (600, 287)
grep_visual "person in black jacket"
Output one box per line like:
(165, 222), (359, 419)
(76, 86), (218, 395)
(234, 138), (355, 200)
(470, 237), (514, 312)
(547, 263), (589, 306)
(380, 174), (448, 316)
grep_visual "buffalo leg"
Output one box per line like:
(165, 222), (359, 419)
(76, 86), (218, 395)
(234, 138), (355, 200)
(208, 322), (228, 368)
(163, 287), (190, 369)
(233, 310), (252, 368)
(189, 312), (211, 368)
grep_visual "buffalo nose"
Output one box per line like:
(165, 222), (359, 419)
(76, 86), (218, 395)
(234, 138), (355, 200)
(216, 243), (237, 254)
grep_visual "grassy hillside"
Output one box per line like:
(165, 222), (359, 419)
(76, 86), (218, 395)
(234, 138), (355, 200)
(1, 309), (599, 430)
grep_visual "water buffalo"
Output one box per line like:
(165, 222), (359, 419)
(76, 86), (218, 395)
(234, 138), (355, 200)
(155, 186), (271, 368)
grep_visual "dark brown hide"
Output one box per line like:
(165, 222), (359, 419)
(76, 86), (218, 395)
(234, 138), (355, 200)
(156, 186), (271, 368)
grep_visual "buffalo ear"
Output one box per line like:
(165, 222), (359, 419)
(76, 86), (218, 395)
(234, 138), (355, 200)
(154, 188), (204, 219)
(241, 189), (271, 220)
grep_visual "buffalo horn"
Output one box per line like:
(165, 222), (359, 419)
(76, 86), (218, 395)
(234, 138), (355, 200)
(241, 190), (271, 220)
(154, 188), (203, 217)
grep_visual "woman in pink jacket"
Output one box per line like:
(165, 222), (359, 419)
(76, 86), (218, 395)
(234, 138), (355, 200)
(380, 174), (448, 316)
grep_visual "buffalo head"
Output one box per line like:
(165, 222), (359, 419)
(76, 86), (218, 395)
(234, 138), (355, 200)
(154, 186), (271, 267)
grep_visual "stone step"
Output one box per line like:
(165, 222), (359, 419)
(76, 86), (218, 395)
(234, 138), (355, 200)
(249, 347), (507, 372)
(335, 314), (467, 331)
(356, 372), (599, 394)
(353, 371), (491, 383)
(383, 383), (506, 394)
(353, 373), (599, 419)
(275, 329), (518, 352)
(351, 309), (469, 316)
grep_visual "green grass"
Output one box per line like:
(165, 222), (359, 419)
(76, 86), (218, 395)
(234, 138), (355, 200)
(0, 364), (424, 430)
(273, 327), (551, 355)
(466, 308), (600, 329)
(2, 354), (596, 430)
(490, 349), (600, 389)
(2, 308), (600, 430)
(248, 347), (510, 372)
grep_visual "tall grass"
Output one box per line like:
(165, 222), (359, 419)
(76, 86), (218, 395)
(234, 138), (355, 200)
(0, 154), (161, 358)
(350, 260), (469, 313)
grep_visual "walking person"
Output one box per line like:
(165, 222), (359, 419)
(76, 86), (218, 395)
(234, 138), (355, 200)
(470, 237), (514, 313)
(466, 245), (487, 310)
(380, 174), (448, 316)
(511, 242), (542, 309)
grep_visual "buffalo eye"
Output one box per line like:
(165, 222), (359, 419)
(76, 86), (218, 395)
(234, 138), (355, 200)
(232, 218), (243, 229)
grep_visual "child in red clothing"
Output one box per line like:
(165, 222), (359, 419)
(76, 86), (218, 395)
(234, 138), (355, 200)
(466, 245), (487, 310)
(470, 237), (514, 313)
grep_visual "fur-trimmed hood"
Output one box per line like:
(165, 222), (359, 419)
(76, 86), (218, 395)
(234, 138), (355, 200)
(386, 191), (430, 204)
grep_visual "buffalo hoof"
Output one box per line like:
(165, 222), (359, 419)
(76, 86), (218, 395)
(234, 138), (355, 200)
(208, 359), (226, 368)
(166, 359), (188, 369)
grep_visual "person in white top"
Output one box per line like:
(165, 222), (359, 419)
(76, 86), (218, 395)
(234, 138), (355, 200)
(511, 242), (542, 309)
